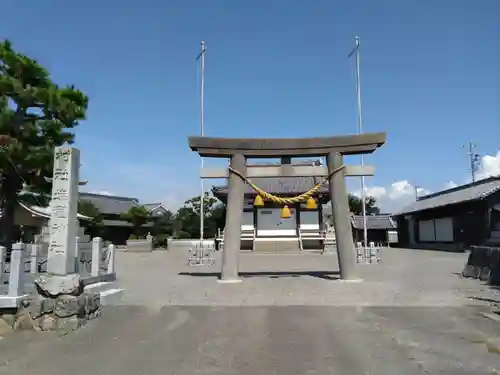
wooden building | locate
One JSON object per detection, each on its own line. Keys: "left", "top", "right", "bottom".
{"left": 78, "top": 193, "right": 167, "bottom": 245}
{"left": 9, "top": 193, "right": 167, "bottom": 245}
{"left": 212, "top": 160, "right": 330, "bottom": 253}
{"left": 350, "top": 214, "right": 398, "bottom": 246}
{"left": 393, "top": 176, "right": 500, "bottom": 251}
{"left": 322, "top": 208, "right": 398, "bottom": 246}
{"left": 1, "top": 202, "right": 91, "bottom": 244}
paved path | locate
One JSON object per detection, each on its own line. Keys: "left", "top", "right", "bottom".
{"left": 0, "top": 305, "right": 499, "bottom": 374}
{"left": 0, "top": 247, "right": 499, "bottom": 374}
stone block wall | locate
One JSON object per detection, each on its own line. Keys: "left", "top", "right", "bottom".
{"left": 1, "top": 274, "right": 101, "bottom": 333}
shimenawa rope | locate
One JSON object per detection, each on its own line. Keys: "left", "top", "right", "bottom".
{"left": 227, "top": 164, "right": 345, "bottom": 205}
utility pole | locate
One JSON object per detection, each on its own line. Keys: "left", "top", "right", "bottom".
{"left": 462, "top": 141, "right": 481, "bottom": 182}
{"left": 196, "top": 41, "right": 207, "bottom": 248}
{"left": 348, "top": 36, "right": 368, "bottom": 249}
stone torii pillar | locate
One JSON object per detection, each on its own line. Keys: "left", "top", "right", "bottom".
{"left": 188, "top": 132, "right": 386, "bottom": 282}
{"left": 220, "top": 153, "right": 246, "bottom": 282}
{"left": 327, "top": 151, "right": 356, "bottom": 280}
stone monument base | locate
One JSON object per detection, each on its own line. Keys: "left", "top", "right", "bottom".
{"left": 4, "top": 274, "right": 101, "bottom": 333}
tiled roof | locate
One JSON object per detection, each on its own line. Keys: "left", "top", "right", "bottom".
{"left": 351, "top": 215, "right": 397, "bottom": 230}
{"left": 79, "top": 192, "right": 139, "bottom": 215}
{"left": 212, "top": 160, "right": 330, "bottom": 197}
{"left": 13, "top": 203, "right": 91, "bottom": 220}
{"left": 396, "top": 176, "right": 500, "bottom": 215}
{"left": 213, "top": 177, "right": 330, "bottom": 196}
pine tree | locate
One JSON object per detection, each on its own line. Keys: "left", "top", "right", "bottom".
{"left": 0, "top": 40, "right": 88, "bottom": 252}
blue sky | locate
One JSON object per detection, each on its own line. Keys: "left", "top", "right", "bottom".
{"left": 2, "top": 0, "right": 499, "bottom": 212}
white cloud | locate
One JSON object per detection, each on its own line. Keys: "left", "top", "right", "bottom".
{"left": 363, "top": 186, "right": 386, "bottom": 199}
{"left": 352, "top": 150, "right": 500, "bottom": 214}
{"left": 444, "top": 181, "right": 458, "bottom": 189}
{"left": 477, "top": 151, "right": 500, "bottom": 180}
{"left": 353, "top": 180, "right": 432, "bottom": 214}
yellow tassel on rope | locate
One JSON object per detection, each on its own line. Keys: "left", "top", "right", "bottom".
{"left": 227, "top": 164, "right": 345, "bottom": 207}
{"left": 280, "top": 205, "right": 291, "bottom": 219}
{"left": 306, "top": 197, "right": 317, "bottom": 210}
{"left": 253, "top": 195, "right": 264, "bottom": 207}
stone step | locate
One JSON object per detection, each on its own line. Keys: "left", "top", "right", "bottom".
{"left": 252, "top": 240, "right": 301, "bottom": 254}
{"left": 84, "top": 281, "right": 123, "bottom": 304}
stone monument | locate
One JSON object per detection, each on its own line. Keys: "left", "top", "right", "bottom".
{"left": 14, "top": 147, "right": 101, "bottom": 332}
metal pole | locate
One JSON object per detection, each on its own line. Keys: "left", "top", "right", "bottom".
{"left": 468, "top": 141, "right": 475, "bottom": 182}
{"left": 462, "top": 141, "right": 479, "bottom": 183}
{"left": 349, "top": 36, "right": 368, "bottom": 249}
{"left": 197, "top": 41, "right": 206, "bottom": 254}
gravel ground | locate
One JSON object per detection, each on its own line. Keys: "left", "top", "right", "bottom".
{"left": 112, "top": 247, "right": 500, "bottom": 307}
{"left": 0, "top": 247, "right": 499, "bottom": 375}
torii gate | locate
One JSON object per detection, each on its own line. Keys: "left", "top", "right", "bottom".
{"left": 188, "top": 132, "right": 386, "bottom": 283}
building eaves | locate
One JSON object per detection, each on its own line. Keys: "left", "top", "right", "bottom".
{"left": 19, "top": 203, "right": 92, "bottom": 220}
{"left": 79, "top": 192, "right": 139, "bottom": 215}
{"left": 350, "top": 215, "right": 397, "bottom": 230}
{"left": 395, "top": 176, "right": 500, "bottom": 216}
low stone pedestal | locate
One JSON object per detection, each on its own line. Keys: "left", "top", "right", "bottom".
{"left": 126, "top": 239, "right": 153, "bottom": 252}
{"left": 7, "top": 274, "right": 101, "bottom": 333}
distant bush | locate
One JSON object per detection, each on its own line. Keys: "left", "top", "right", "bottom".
{"left": 153, "top": 234, "right": 170, "bottom": 248}
{"left": 177, "top": 231, "right": 191, "bottom": 239}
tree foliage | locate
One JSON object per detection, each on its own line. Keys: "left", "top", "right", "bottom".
{"left": 0, "top": 40, "right": 88, "bottom": 249}
{"left": 151, "top": 210, "right": 174, "bottom": 247}
{"left": 348, "top": 194, "right": 380, "bottom": 215}
{"left": 78, "top": 199, "right": 104, "bottom": 238}
{"left": 172, "top": 193, "right": 224, "bottom": 239}
{"left": 121, "top": 205, "right": 151, "bottom": 237}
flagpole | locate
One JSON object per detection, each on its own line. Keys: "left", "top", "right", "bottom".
{"left": 348, "top": 36, "right": 368, "bottom": 249}
{"left": 197, "top": 41, "right": 206, "bottom": 249}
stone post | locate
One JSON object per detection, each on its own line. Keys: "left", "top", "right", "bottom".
{"left": 47, "top": 147, "right": 80, "bottom": 275}
{"left": 91, "top": 237, "right": 102, "bottom": 277}
{"left": 30, "top": 244, "right": 41, "bottom": 274}
{"left": 75, "top": 236, "right": 81, "bottom": 273}
{"left": 107, "top": 244, "right": 116, "bottom": 274}
{"left": 220, "top": 153, "right": 246, "bottom": 283}
{"left": 0, "top": 245, "right": 4, "bottom": 280}
{"left": 326, "top": 151, "right": 359, "bottom": 280}
{"left": 8, "top": 243, "right": 24, "bottom": 296}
